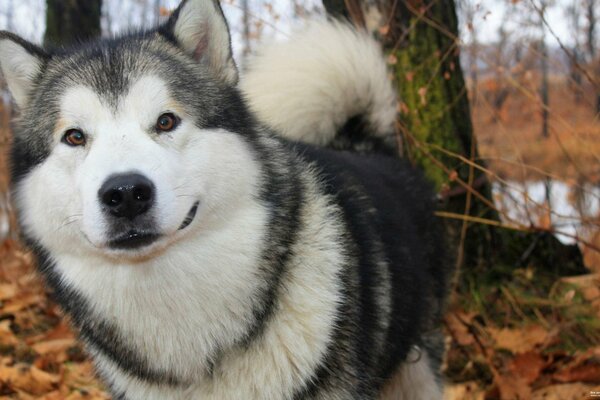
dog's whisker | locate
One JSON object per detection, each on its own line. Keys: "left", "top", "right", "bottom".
{"left": 54, "top": 216, "right": 82, "bottom": 232}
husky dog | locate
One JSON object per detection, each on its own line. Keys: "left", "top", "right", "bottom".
{"left": 0, "top": 0, "right": 450, "bottom": 398}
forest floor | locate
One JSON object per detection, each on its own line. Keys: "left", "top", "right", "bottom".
{"left": 0, "top": 78, "right": 598, "bottom": 398}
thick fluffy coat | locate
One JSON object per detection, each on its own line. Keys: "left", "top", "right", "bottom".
{"left": 0, "top": 0, "right": 450, "bottom": 398}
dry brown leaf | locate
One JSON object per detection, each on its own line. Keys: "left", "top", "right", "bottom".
{"left": 508, "top": 351, "right": 546, "bottom": 384}
{"left": 3, "top": 293, "right": 45, "bottom": 314}
{"left": 531, "top": 383, "right": 600, "bottom": 400}
{"left": 13, "top": 390, "right": 36, "bottom": 400}
{"left": 0, "top": 320, "right": 19, "bottom": 346}
{"left": 445, "top": 312, "right": 475, "bottom": 346}
{"left": 37, "top": 391, "right": 65, "bottom": 400}
{"left": 489, "top": 325, "right": 550, "bottom": 354}
{"left": 64, "top": 390, "right": 110, "bottom": 400}
{"left": 0, "top": 363, "right": 58, "bottom": 395}
{"left": 30, "top": 365, "right": 60, "bottom": 386}
{"left": 32, "top": 339, "right": 77, "bottom": 356}
{"left": 443, "top": 381, "right": 485, "bottom": 400}
{"left": 0, "top": 284, "right": 18, "bottom": 301}
{"left": 554, "top": 361, "right": 600, "bottom": 383}
{"left": 494, "top": 374, "right": 532, "bottom": 400}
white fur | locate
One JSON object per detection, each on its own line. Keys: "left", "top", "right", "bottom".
{"left": 381, "top": 348, "right": 443, "bottom": 400}
{"left": 0, "top": 38, "right": 43, "bottom": 108}
{"left": 240, "top": 21, "right": 397, "bottom": 146}
{"left": 173, "top": 0, "right": 238, "bottom": 84}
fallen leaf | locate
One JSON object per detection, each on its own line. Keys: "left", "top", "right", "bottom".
{"left": 554, "top": 360, "right": 600, "bottom": 383}
{"left": 0, "top": 284, "right": 17, "bottom": 301}
{"left": 495, "top": 374, "right": 532, "bottom": 400}
{"left": 0, "top": 320, "right": 19, "bottom": 346}
{"left": 489, "top": 325, "right": 550, "bottom": 354}
{"left": 32, "top": 339, "right": 77, "bottom": 356}
{"left": 30, "top": 365, "right": 60, "bottom": 386}
{"left": 507, "top": 351, "right": 546, "bottom": 384}
{"left": 445, "top": 312, "right": 475, "bottom": 346}
{"left": 0, "top": 363, "right": 58, "bottom": 395}
{"left": 531, "top": 383, "right": 600, "bottom": 400}
{"left": 3, "top": 293, "right": 45, "bottom": 314}
{"left": 443, "top": 381, "right": 484, "bottom": 400}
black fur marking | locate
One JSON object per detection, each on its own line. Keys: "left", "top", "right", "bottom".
{"left": 330, "top": 115, "right": 398, "bottom": 157}
{"left": 10, "top": 135, "right": 51, "bottom": 182}
{"left": 237, "top": 138, "right": 304, "bottom": 348}
{"left": 290, "top": 143, "right": 446, "bottom": 396}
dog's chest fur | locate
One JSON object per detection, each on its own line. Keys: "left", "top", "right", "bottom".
{"left": 52, "top": 170, "right": 349, "bottom": 399}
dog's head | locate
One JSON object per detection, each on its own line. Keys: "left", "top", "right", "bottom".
{"left": 0, "top": 0, "right": 261, "bottom": 260}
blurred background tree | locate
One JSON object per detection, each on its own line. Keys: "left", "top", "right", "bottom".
{"left": 45, "top": 0, "right": 102, "bottom": 46}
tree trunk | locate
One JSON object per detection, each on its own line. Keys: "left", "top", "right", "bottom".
{"left": 45, "top": 0, "right": 102, "bottom": 47}
{"left": 392, "top": 0, "right": 503, "bottom": 270}
{"left": 586, "top": 0, "right": 597, "bottom": 60}
{"left": 322, "top": 0, "right": 584, "bottom": 273}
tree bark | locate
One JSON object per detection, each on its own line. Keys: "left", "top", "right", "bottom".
{"left": 391, "top": 0, "right": 503, "bottom": 270}
{"left": 45, "top": 0, "right": 102, "bottom": 47}
{"left": 322, "top": 0, "right": 584, "bottom": 273}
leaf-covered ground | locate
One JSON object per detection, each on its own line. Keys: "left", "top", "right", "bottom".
{"left": 444, "top": 266, "right": 600, "bottom": 399}
{"left": 0, "top": 240, "right": 109, "bottom": 399}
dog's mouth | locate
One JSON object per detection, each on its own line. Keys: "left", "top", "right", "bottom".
{"left": 105, "top": 201, "right": 199, "bottom": 251}
{"left": 178, "top": 201, "right": 199, "bottom": 231}
{"left": 108, "top": 231, "right": 161, "bottom": 250}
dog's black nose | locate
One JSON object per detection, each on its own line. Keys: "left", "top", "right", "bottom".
{"left": 99, "top": 173, "right": 155, "bottom": 220}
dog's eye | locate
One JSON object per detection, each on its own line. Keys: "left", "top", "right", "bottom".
{"left": 156, "top": 113, "right": 179, "bottom": 133}
{"left": 62, "top": 129, "right": 86, "bottom": 147}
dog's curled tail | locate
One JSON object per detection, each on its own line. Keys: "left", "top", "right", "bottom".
{"left": 240, "top": 21, "right": 397, "bottom": 153}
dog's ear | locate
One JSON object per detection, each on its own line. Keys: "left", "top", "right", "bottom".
{"left": 166, "top": 0, "right": 238, "bottom": 85}
{"left": 0, "top": 32, "right": 48, "bottom": 109}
